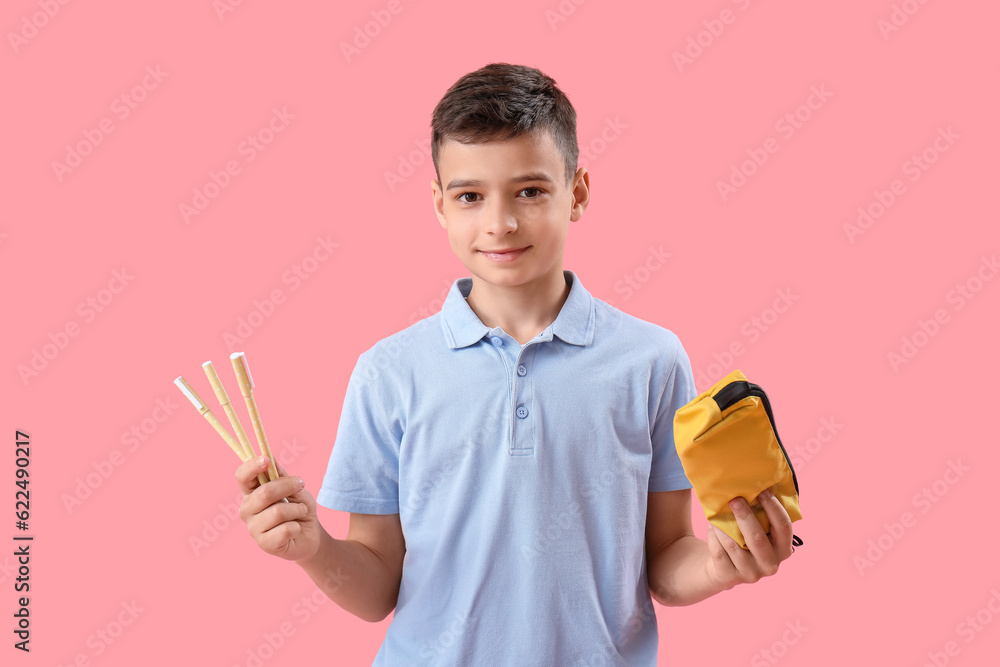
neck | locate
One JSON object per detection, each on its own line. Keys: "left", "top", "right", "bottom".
{"left": 465, "top": 266, "right": 570, "bottom": 345}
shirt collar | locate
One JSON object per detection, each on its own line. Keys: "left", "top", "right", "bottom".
{"left": 440, "top": 269, "right": 596, "bottom": 349}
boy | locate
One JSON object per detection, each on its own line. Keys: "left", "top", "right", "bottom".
{"left": 235, "top": 62, "right": 794, "bottom": 665}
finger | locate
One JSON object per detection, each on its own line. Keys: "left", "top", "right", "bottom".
{"left": 706, "top": 525, "right": 739, "bottom": 583}
{"left": 235, "top": 455, "right": 271, "bottom": 496}
{"left": 759, "top": 488, "right": 794, "bottom": 562}
{"left": 258, "top": 516, "right": 304, "bottom": 554}
{"left": 712, "top": 522, "right": 755, "bottom": 576}
{"left": 249, "top": 497, "right": 309, "bottom": 537}
{"left": 730, "top": 496, "right": 778, "bottom": 577}
{"left": 272, "top": 460, "right": 312, "bottom": 503}
{"left": 244, "top": 472, "right": 306, "bottom": 516}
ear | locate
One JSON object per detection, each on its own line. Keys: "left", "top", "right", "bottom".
{"left": 570, "top": 168, "right": 590, "bottom": 222}
{"left": 431, "top": 179, "right": 447, "bottom": 228}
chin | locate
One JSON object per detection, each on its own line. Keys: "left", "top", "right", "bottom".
{"left": 466, "top": 261, "right": 523, "bottom": 281}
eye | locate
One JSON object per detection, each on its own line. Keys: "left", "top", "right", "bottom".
{"left": 520, "top": 187, "right": 543, "bottom": 198}
{"left": 457, "top": 192, "right": 481, "bottom": 204}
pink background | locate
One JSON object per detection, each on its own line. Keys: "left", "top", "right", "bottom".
{"left": 4, "top": 1, "right": 998, "bottom": 665}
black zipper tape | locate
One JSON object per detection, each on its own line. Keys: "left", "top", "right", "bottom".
{"left": 711, "top": 380, "right": 799, "bottom": 496}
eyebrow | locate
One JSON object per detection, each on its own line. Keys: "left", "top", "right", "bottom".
{"left": 446, "top": 172, "right": 554, "bottom": 191}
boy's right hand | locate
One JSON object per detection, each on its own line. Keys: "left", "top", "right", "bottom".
{"left": 236, "top": 456, "right": 321, "bottom": 562}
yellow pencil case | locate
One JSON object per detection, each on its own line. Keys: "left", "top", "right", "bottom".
{"left": 673, "top": 369, "right": 803, "bottom": 550}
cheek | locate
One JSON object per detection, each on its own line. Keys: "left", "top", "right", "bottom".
{"left": 522, "top": 205, "right": 545, "bottom": 222}
{"left": 447, "top": 226, "right": 474, "bottom": 252}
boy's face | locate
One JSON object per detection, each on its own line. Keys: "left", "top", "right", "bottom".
{"left": 431, "top": 128, "right": 589, "bottom": 290}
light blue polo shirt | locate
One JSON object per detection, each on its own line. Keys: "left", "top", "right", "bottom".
{"left": 317, "top": 269, "right": 696, "bottom": 666}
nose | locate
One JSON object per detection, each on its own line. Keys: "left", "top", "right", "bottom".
{"left": 483, "top": 198, "right": 518, "bottom": 236}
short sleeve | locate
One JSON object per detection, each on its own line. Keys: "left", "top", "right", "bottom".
{"left": 316, "top": 350, "right": 401, "bottom": 514}
{"left": 648, "top": 335, "right": 697, "bottom": 492}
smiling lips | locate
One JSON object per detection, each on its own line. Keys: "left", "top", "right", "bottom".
{"left": 480, "top": 246, "right": 529, "bottom": 262}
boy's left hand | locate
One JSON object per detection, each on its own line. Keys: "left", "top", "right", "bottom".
{"left": 704, "top": 488, "right": 795, "bottom": 592}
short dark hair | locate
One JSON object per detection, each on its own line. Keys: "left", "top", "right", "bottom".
{"left": 430, "top": 62, "right": 579, "bottom": 187}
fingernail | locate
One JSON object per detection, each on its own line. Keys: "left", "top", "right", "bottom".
{"left": 296, "top": 477, "right": 304, "bottom": 488}
{"left": 759, "top": 489, "right": 772, "bottom": 501}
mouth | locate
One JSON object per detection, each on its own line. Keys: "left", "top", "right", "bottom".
{"left": 479, "top": 246, "right": 530, "bottom": 262}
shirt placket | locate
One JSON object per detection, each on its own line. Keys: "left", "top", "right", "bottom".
{"left": 487, "top": 327, "right": 542, "bottom": 456}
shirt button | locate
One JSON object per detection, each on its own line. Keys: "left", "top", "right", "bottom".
{"left": 516, "top": 404, "right": 528, "bottom": 419}
{"left": 517, "top": 364, "right": 527, "bottom": 376}
{"left": 491, "top": 337, "right": 503, "bottom": 346}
